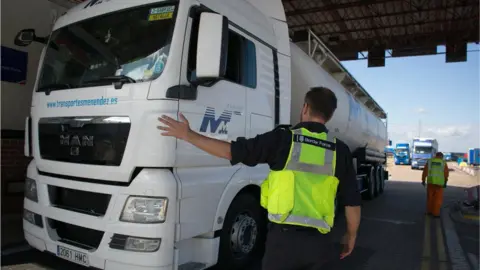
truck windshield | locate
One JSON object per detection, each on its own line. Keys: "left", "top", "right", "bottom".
{"left": 37, "top": 3, "right": 177, "bottom": 93}
{"left": 395, "top": 149, "right": 408, "bottom": 155}
{"left": 414, "top": 146, "right": 432, "bottom": 154}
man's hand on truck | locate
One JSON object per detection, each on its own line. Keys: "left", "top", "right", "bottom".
{"left": 158, "top": 113, "right": 233, "bottom": 160}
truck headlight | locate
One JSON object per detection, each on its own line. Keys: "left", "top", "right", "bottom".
{"left": 126, "top": 237, "right": 161, "bottom": 252}
{"left": 120, "top": 197, "right": 168, "bottom": 223}
{"left": 24, "top": 178, "right": 38, "bottom": 202}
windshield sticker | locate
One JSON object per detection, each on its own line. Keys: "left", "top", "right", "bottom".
{"left": 148, "top": 6, "right": 175, "bottom": 21}
{"left": 154, "top": 61, "right": 165, "bottom": 74}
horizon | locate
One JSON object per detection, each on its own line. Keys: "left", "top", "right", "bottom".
{"left": 341, "top": 44, "right": 480, "bottom": 153}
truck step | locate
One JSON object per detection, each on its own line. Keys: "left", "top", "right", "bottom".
{"left": 179, "top": 262, "right": 207, "bottom": 270}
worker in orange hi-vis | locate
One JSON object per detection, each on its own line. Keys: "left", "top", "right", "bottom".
{"left": 421, "top": 152, "right": 449, "bottom": 217}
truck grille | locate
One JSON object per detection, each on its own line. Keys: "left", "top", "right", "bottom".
{"left": 38, "top": 116, "right": 131, "bottom": 166}
{"left": 49, "top": 219, "right": 104, "bottom": 249}
{"left": 48, "top": 186, "right": 111, "bottom": 217}
{"left": 416, "top": 159, "right": 427, "bottom": 166}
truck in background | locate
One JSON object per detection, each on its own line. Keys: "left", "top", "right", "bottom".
{"left": 443, "top": 152, "right": 452, "bottom": 161}
{"left": 385, "top": 146, "right": 394, "bottom": 156}
{"left": 451, "top": 152, "right": 466, "bottom": 162}
{"left": 16, "top": 0, "right": 389, "bottom": 269}
{"left": 468, "top": 148, "right": 480, "bottom": 166}
{"left": 411, "top": 138, "right": 438, "bottom": 170}
{"left": 394, "top": 142, "right": 410, "bottom": 165}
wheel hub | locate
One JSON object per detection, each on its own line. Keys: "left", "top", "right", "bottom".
{"left": 230, "top": 213, "right": 258, "bottom": 255}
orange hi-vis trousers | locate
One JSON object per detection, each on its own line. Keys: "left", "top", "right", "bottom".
{"left": 427, "top": 184, "right": 444, "bottom": 217}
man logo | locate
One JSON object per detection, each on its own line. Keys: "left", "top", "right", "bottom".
{"left": 298, "top": 136, "right": 304, "bottom": 143}
{"left": 199, "top": 107, "right": 240, "bottom": 134}
{"left": 60, "top": 134, "right": 94, "bottom": 156}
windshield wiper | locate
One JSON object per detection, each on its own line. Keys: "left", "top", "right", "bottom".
{"left": 82, "top": 75, "right": 136, "bottom": 90}
{"left": 38, "top": 83, "right": 72, "bottom": 95}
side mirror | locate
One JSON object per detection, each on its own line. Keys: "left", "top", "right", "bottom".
{"left": 14, "top": 29, "right": 36, "bottom": 47}
{"left": 195, "top": 13, "right": 228, "bottom": 81}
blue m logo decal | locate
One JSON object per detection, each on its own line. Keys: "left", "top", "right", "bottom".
{"left": 200, "top": 107, "right": 238, "bottom": 134}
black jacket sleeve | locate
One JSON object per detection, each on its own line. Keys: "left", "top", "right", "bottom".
{"left": 230, "top": 127, "right": 290, "bottom": 169}
{"left": 335, "top": 141, "right": 362, "bottom": 207}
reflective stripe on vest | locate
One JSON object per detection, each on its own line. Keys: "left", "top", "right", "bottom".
{"left": 263, "top": 128, "right": 337, "bottom": 232}
{"left": 268, "top": 213, "right": 331, "bottom": 230}
{"left": 284, "top": 129, "right": 334, "bottom": 175}
{"left": 427, "top": 158, "right": 445, "bottom": 185}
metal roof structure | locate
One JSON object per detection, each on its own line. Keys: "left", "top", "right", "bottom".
{"left": 287, "top": 0, "right": 479, "bottom": 65}
{"left": 46, "top": 0, "right": 478, "bottom": 118}
{"left": 50, "top": 0, "right": 479, "bottom": 66}
{"left": 295, "top": 29, "right": 388, "bottom": 118}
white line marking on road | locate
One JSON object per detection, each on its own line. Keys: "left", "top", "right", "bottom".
{"left": 441, "top": 208, "right": 470, "bottom": 270}
{"left": 423, "top": 217, "right": 431, "bottom": 258}
{"left": 1, "top": 244, "right": 31, "bottom": 256}
{"left": 362, "top": 216, "right": 416, "bottom": 225}
{"left": 436, "top": 219, "right": 447, "bottom": 262}
{"left": 421, "top": 217, "right": 431, "bottom": 270}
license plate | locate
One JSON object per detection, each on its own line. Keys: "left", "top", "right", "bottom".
{"left": 400, "top": 162, "right": 404, "bottom": 164}
{"left": 57, "top": 245, "right": 89, "bottom": 267}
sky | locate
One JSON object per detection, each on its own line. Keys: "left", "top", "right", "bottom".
{"left": 341, "top": 44, "right": 480, "bottom": 153}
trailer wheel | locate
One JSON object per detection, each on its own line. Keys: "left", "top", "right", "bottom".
{"left": 216, "top": 193, "right": 267, "bottom": 270}
{"left": 375, "top": 166, "right": 382, "bottom": 196}
{"left": 378, "top": 166, "right": 385, "bottom": 194}
{"left": 366, "top": 167, "right": 376, "bottom": 200}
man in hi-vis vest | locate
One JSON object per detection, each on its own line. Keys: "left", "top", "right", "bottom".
{"left": 158, "top": 87, "right": 362, "bottom": 270}
{"left": 422, "top": 152, "right": 449, "bottom": 217}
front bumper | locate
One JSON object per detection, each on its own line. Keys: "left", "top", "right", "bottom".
{"left": 411, "top": 159, "right": 426, "bottom": 169}
{"left": 23, "top": 161, "right": 177, "bottom": 270}
{"left": 395, "top": 158, "right": 410, "bottom": 165}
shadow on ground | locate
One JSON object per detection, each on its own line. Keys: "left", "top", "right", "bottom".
{"left": 1, "top": 180, "right": 474, "bottom": 270}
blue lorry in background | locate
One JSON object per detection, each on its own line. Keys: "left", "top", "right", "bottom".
{"left": 443, "top": 152, "right": 452, "bottom": 161}
{"left": 394, "top": 143, "right": 411, "bottom": 165}
{"left": 411, "top": 138, "right": 439, "bottom": 170}
{"left": 468, "top": 148, "right": 480, "bottom": 166}
{"left": 385, "top": 146, "right": 394, "bottom": 156}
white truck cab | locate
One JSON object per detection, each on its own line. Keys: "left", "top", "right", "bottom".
{"left": 19, "top": 0, "right": 289, "bottom": 269}
{"left": 17, "top": 0, "right": 388, "bottom": 269}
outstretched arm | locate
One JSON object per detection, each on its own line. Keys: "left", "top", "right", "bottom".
{"left": 157, "top": 113, "right": 283, "bottom": 167}
{"left": 158, "top": 114, "right": 232, "bottom": 160}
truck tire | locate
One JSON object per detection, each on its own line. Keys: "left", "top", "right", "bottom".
{"left": 366, "top": 167, "right": 376, "bottom": 200}
{"left": 378, "top": 166, "right": 385, "bottom": 194}
{"left": 375, "top": 166, "right": 382, "bottom": 196}
{"left": 215, "top": 193, "right": 267, "bottom": 270}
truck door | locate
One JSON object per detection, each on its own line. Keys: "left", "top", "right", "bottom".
{"left": 174, "top": 8, "right": 249, "bottom": 239}
{"left": 176, "top": 16, "right": 247, "bottom": 167}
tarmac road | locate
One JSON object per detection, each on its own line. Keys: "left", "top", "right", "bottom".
{"left": 2, "top": 161, "right": 479, "bottom": 270}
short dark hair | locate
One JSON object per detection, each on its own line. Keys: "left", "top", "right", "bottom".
{"left": 435, "top": 152, "right": 444, "bottom": 158}
{"left": 304, "top": 86, "right": 337, "bottom": 120}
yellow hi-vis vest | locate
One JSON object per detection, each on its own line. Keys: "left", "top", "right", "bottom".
{"left": 260, "top": 128, "right": 339, "bottom": 234}
{"left": 427, "top": 158, "right": 446, "bottom": 186}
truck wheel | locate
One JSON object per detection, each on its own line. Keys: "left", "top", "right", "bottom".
{"left": 366, "top": 167, "right": 376, "bottom": 200}
{"left": 378, "top": 166, "right": 385, "bottom": 194}
{"left": 374, "top": 166, "right": 381, "bottom": 197}
{"left": 216, "top": 193, "right": 267, "bottom": 270}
